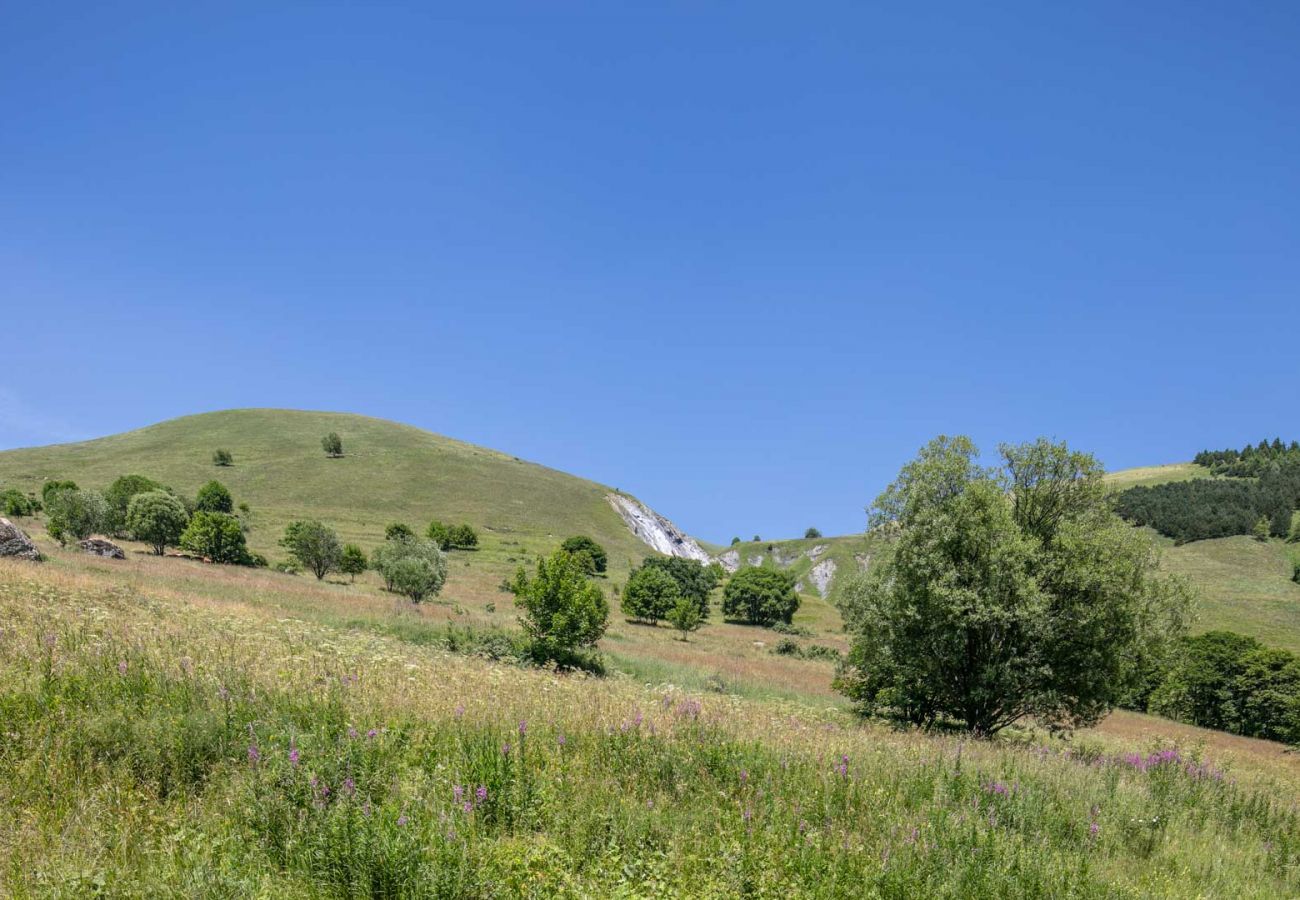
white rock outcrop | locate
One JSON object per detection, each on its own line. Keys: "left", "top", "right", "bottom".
{"left": 806, "top": 544, "right": 827, "bottom": 560}
{"left": 810, "top": 558, "right": 838, "bottom": 598}
{"left": 606, "top": 494, "right": 712, "bottom": 563}
{"left": 718, "top": 549, "right": 741, "bottom": 573}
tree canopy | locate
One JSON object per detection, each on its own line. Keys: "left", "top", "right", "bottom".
{"left": 836, "top": 436, "right": 1192, "bottom": 736}
{"left": 281, "top": 520, "right": 343, "bottom": 580}
{"left": 722, "top": 567, "right": 798, "bottom": 627}
{"left": 509, "top": 549, "right": 608, "bottom": 666}
{"left": 560, "top": 536, "right": 607, "bottom": 573}
{"left": 195, "top": 480, "right": 234, "bottom": 514}
{"left": 126, "top": 490, "right": 190, "bottom": 555}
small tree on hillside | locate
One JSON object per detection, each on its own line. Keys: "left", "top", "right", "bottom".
{"left": 126, "top": 490, "right": 190, "bottom": 555}
{"left": 195, "top": 480, "right": 234, "bottom": 514}
{"left": 635, "top": 556, "right": 719, "bottom": 619}
{"left": 281, "top": 520, "right": 343, "bottom": 580}
{"left": 723, "top": 567, "right": 799, "bottom": 626}
{"left": 622, "top": 566, "right": 680, "bottom": 625}
{"left": 339, "top": 543, "right": 368, "bottom": 582}
{"left": 510, "top": 549, "right": 609, "bottom": 666}
{"left": 0, "top": 489, "right": 37, "bottom": 517}
{"left": 805, "top": 527, "right": 822, "bottom": 539}
{"left": 667, "top": 595, "right": 702, "bottom": 641}
{"left": 1289, "top": 516, "right": 1300, "bottom": 543}
{"left": 1253, "top": 516, "right": 1271, "bottom": 542}
{"left": 561, "top": 536, "right": 608, "bottom": 573}
{"left": 45, "top": 489, "right": 108, "bottom": 545}
{"left": 426, "top": 520, "right": 451, "bottom": 550}
{"left": 41, "top": 480, "right": 78, "bottom": 507}
{"left": 371, "top": 536, "right": 447, "bottom": 600}
{"left": 104, "top": 475, "right": 165, "bottom": 535}
{"left": 448, "top": 523, "right": 478, "bottom": 550}
{"left": 731, "top": 537, "right": 741, "bottom": 546}
{"left": 385, "top": 522, "right": 416, "bottom": 542}
{"left": 180, "top": 511, "right": 250, "bottom": 564}
{"left": 213, "top": 449, "right": 233, "bottom": 467}
{"left": 322, "top": 432, "right": 344, "bottom": 458}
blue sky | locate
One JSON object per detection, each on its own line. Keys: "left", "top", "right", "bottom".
{"left": 2, "top": 2, "right": 1297, "bottom": 542}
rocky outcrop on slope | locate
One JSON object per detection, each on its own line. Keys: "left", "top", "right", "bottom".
{"left": 718, "top": 549, "right": 741, "bottom": 573}
{"left": 0, "top": 518, "right": 41, "bottom": 561}
{"left": 810, "top": 558, "right": 838, "bottom": 598}
{"left": 606, "top": 494, "right": 712, "bottom": 563}
{"left": 80, "top": 537, "right": 126, "bottom": 559}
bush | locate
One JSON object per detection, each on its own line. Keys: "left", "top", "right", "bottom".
{"left": 560, "top": 536, "right": 607, "bottom": 573}
{"left": 103, "top": 475, "right": 166, "bottom": 535}
{"left": 322, "top": 432, "right": 343, "bottom": 458}
{"left": 41, "top": 480, "right": 78, "bottom": 507}
{"left": 723, "top": 567, "right": 798, "bottom": 627}
{"left": 667, "top": 595, "right": 702, "bottom": 640}
{"left": 372, "top": 537, "right": 447, "bottom": 600}
{"left": 0, "top": 488, "right": 37, "bottom": 517}
{"left": 448, "top": 523, "right": 478, "bottom": 550}
{"left": 622, "top": 566, "right": 680, "bottom": 625}
{"left": 212, "top": 449, "right": 233, "bottom": 467}
{"left": 805, "top": 527, "right": 822, "bottom": 539}
{"left": 509, "top": 549, "right": 608, "bottom": 666}
{"left": 280, "top": 520, "right": 342, "bottom": 580}
{"left": 45, "top": 489, "right": 108, "bottom": 544}
{"left": 126, "top": 491, "right": 190, "bottom": 555}
{"left": 339, "top": 543, "right": 367, "bottom": 582}
{"left": 195, "top": 481, "right": 234, "bottom": 514}
{"left": 273, "top": 560, "right": 301, "bottom": 575}
{"left": 426, "top": 520, "right": 451, "bottom": 549}
{"left": 180, "top": 511, "right": 251, "bottom": 564}
{"left": 1289, "top": 516, "right": 1300, "bottom": 543}
{"left": 385, "top": 523, "right": 416, "bottom": 542}
{"left": 731, "top": 536, "right": 741, "bottom": 545}
{"left": 771, "top": 621, "right": 814, "bottom": 637}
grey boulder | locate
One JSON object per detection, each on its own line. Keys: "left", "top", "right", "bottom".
{"left": 0, "top": 517, "right": 41, "bottom": 561}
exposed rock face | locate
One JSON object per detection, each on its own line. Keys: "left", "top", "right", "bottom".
{"left": 80, "top": 537, "right": 125, "bottom": 559}
{"left": 854, "top": 553, "right": 871, "bottom": 571}
{"left": 747, "top": 554, "right": 764, "bottom": 567}
{"left": 0, "top": 518, "right": 41, "bottom": 561}
{"left": 810, "top": 558, "right": 838, "bottom": 598}
{"left": 718, "top": 549, "right": 741, "bottom": 573}
{"left": 806, "top": 545, "right": 828, "bottom": 561}
{"left": 773, "top": 548, "right": 798, "bottom": 568}
{"left": 606, "top": 494, "right": 712, "bottom": 563}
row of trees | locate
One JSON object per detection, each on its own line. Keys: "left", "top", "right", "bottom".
{"left": 836, "top": 436, "right": 1192, "bottom": 736}
{"left": 1195, "top": 438, "right": 1300, "bottom": 477}
{"left": 1131, "top": 631, "right": 1300, "bottom": 743}
{"left": 1113, "top": 463, "right": 1300, "bottom": 544}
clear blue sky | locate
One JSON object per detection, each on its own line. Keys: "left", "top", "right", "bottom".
{"left": 2, "top": 2, "right": 1297, "bottom": 543}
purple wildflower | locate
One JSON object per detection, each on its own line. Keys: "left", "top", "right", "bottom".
{"left": 288, "top": 744, "right": 300, "bottom": 766}
{"left": 557, "top": 733, "right": 567, "bottom": 747}
{"left": 518, "top": 720, "right": 527, "bottom": 737}
{"left": 248, "top": 745, "right": 260, "bottom": 764}
{"left": 347, "top": 726, "right": 358, "bottom": 739}
{"left": 453, "top": 785, "right": 464, "bottom": 802}
{"left": 462, "top": 801, "right": 473, "bottom": 813}
{"left": 475, "top": 785, "right": 487, "bottom": 803}
{"left": 397, "top": 814, "right": 408, "bottom": 827}
{"left": 366, "top": 728, "right": 378, "bottom": 739}
{"left": 342, "top": 778, "right": 356, "bottom": 797}
{"left": 117, "top": 660, "right": 128, "bottom": 675}
{"left": 502, "top": 742, "right": 511, "bottom": 755}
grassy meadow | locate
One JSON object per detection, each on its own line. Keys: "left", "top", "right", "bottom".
{"left": 5, "top": 548, "right": 1300, "bottom": 897}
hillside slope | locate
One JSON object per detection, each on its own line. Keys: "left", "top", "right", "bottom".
{"left": 0, "top": 409, "right": 664, "bottom": 567}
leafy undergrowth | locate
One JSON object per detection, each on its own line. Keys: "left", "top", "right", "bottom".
{"left": 1, "top": 564, "right": 1298, "bottom": 897}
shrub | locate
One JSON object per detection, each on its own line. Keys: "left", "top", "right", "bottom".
{"left": 339, "top": 543, "right": 367, "bottom": 582}
{"left": 805, "top": 527, "right": 822, "bottom": 539}
{"left": 0, "top": 488, "right": 37, "bottom": 517}
{"left": 126, "top": 491, "right": 190, "bottom": 555}
{"left": 385, "top": 523, "right": 415, "bottom": 542}
{"left": 273, "top": 560, "right": 301, "bottom": 575}
{"left": 45, "top": 489, "right": 108, "bottom": 544}
{"left": 560, "top": 536, "right": 607, "bottom": 573}
{"left": 723, "top": 567, "right": 798, "bottom": 627}
{"left": 1290, "top": 516, "right": 1300, "bottom": 543}
{"left": 212, "top": 449, "right": 233, "bottom": 467}
{"left": 40, "top": 480, "right": 78, "bottom": 507}
{"left": 622, "top": 566, "right": 680, "bottom": 625}
{"left": 752, "top": 535, "right": 761, "bottom": 542}
{"left": 180, "top": 511, "right": 251, "bottom": 564}
{"left": 322, "top": 432, "right": 343, "bottom": 458}
{"left": 837, "top": 436, "right": 1192, "bottom": 735}
{"left": 426, "top": 520, "right": 451, "bottom": 549}
{"left": 667, "top": 595, "right": 702, "bottom": 640}
{"left": 771, "top": 621, "right": 814, "bottom": 637}
{"left": 280, "top": 520, "right": 342, "bottom": 580}
{"left": 1253, "top": 516, "right": 1271, "bottom": 542}
{"left": 195, "top": 480, "right": 234, "bottom": 514}
{"left": 509, "top": 549, "right": 608, "bottom": 666}
{"left": 731, "top": 536, "right": 741, "bottom": 545}
{"left": 372, "top": 537, "right": 447, "bottom": 600}
{"left": 448, "top": 523, "right": 478, "bottom": 550}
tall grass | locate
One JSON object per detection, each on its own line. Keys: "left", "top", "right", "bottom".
{"left": 2, "top": 565, "right": 1298, "bottom": 897}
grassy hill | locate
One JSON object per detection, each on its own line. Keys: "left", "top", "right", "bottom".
{"left": 0, "top": 409, "right": 656, "bottom": 569}
{"left": 1106, "top": 463, "right": 1300, "bottom": 651}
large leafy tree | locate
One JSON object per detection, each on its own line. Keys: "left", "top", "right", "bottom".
{"left": 280, "top": 520, "right": 343, "bottom": 580}
{"left": 104, "top": 475, "right": 165, "bottom": 535}
{"left": 45, "top": 488, "right": 108, "bottom": 544}
{"left": 371, "top": 534, "right": 447, "bottom": 598}
{"left": 836, "top": 436, "right": 1192, "bottom": 736}
{"left": 126, "top": 490, "right": 190, "bottom": 555}
{"left": 195, "top": 480, "right": 234, "bottom": 514}
{"left": 510, "top": 549, "right": 608, "bottom": 665}
{"left": 722, "top": 567, "right": 799, "bottom": 626}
